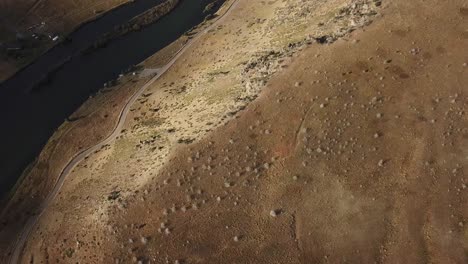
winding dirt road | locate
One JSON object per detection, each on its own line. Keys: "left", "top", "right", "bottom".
{"left": 8, "top": 1, "right": 239, "bottom": 262}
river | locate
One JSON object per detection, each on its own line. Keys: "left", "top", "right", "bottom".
{"left": 0, "top": 0, "right": 224, "bottom": 198}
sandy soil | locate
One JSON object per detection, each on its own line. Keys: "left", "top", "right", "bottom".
{"left": 1, "top": 0, "right": 467, "bottom": 263}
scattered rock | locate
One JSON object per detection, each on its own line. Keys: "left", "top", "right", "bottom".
{"left": 270, "top": 209, "right": 281, "bottom": 217}
{"left": 108, "top": 190, "right": 121, "bottom": 201}
{"left": 378, "top": 159, "right": 385, "bottom": 167}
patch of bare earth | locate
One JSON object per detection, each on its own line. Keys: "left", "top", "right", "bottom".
{"left": 4, "top": 0, "right": 468, "bottom": 263}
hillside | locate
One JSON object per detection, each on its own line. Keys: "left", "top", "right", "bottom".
{"left": 1, "top": 0, "right": 467, "bottom": 263}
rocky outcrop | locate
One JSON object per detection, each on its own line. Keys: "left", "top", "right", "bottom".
{"left": 240, "top": 0, "right": 382, "bottom": 103}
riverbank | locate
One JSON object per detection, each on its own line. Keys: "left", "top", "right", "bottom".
{"left": 0, "top": 0, "right": 133, "bottom": 82}
{"left": 29, "top": 0, "right": 181, "bottom": 93}
{"left": 0, "top": 0, "right": 228, "bottom": 260}
{"left": 0, "top": 0, "right": 182, "bottom": 87}
{"left": 0, "top": 0, "right": 223, "bottom": 203}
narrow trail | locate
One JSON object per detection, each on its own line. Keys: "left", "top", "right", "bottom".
{"left": 8, "top": 1, "right": 239, "bottom": 262}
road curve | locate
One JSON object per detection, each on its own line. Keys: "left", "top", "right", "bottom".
{"left": 8, "top": 1, "right": 239, "bottom": 262}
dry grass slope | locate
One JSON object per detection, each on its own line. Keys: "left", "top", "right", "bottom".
{"left": 1, "top": 0, "right": 467, "bottom": 263}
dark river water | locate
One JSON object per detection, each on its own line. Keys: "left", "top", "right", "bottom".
{"left": 0, "top": 0, "right": 224, "bottom": 198}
